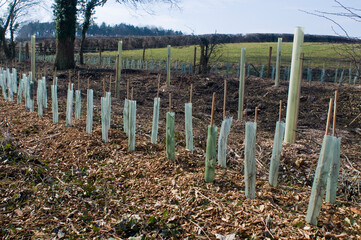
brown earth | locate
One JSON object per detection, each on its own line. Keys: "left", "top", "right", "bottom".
{"left": 0, "top": 62, "right": 360, "bottom": 239}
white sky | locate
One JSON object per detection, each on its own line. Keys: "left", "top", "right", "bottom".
{"left": 38, "top": 0, "right": 361, "bottom": 38}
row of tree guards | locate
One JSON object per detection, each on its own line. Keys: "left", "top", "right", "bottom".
{"left": 23, "top": 35, "right": 360, "bottom": 86}
{"left": 1, "top": 27, "right": 343, "bottom": 225}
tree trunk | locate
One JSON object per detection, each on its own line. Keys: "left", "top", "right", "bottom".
{"left": 55, "top": 35, "right": 75, "bottom": 70}
{"left": 54, "top": 0, "right": 77, "bottom": 70}
{"left": 79, "top": 30, "right": 86, "bottom": 65}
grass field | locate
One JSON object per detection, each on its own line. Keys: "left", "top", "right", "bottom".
{"left": 94, "top": 42, "right": 355, "bottom": 69}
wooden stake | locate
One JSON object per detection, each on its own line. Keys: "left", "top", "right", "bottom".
{"left": 255, "top": 106, "right": 258, "bottom": 123}
{"left": 223, "top": 79, "right": 227, "bottom": 120}
{"left": 190, "top": 83, "right": 193, "bottom": 103}
{"left": 87, "top": 77, "right": 90, "bottom": 89}
{"left": 131, "top": 87, "right": 134, "bottom": 100}
{"left": 127, "top": 78, "right": 130, "bottom": 99}
{"left": 157, "top": 74, "right": 160, "bottom": 98}
{"left": 267, "top": 46, "right": 272, "bottom": 78}
{"left": 103, "top": 78, "right": 106, "bottom": 97}
{"left": 279, "top": 100, "right": 282, "bottom": 122}
{"left": 169, "top": 93, "right": 172, "bottom": 112}
{"left": 210, "top": 92, "right": 216, "bottom": 126}
{"left": 68, "top": 70, "right": 71, "bottom": 85}
{"left": 109, "top": 75, "right": 112, "bottom": 93}
{"left": 333, "top": 90, "right": 338, "bottom": 136}
{"left": 325, "top": 98, "right": 334, "bottom": 136}
{"left": 77, "top": 71, "right": 80, "bottom": 90}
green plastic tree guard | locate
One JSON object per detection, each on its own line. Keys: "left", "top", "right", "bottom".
{"left": 284, "top": 27, "right": 304, "bottom": 143}
{"left": 166, "top": 112, "right": 175, "bottom": 161}
{"left": 101, "top": 97, "right": 108, "bottom": 142}
{"left": 151, "top": 97, "right": 160, "bottom": 143}
{"left": 29, "top": 81, "right": 35, "bottom": 112}
{"left": 218, "top": 117, "right": 233, "bottom": 168}
{"left": 306, "top": 135, "right": 334, "bottom": 225}
{"left": 268, "top": 121, "right": 286, "bottom": 186}
{"left": 12, "top": 68, "right": 17, "bottom": 94}
{"left": 244, "top": 122, "right": 257, "bottom": 199}
{"left": 75, "top": 90, "right": 81, "bottom": 120}
{"left": 37, "top": 79, "right": 43, "bottom": 116}
{"left": 86, "top": 89, "right": 93, "bottom": 133}
{"left": 205, "top": 125, "right": 217, "bottom": 183}
{"left": 185, "top": 102, "right": 194, "bottom": 152}
{"left": 51, "top": 83, "right": 58, "bottom": 123}
{"left": 238, "top": 48, "right": 246, "bottom": 120}
{"left": 123, "top": 99, "right": 129, "bottom": 136}
{"left": 275, "top": 38, "right": 282, "bottom": 87}
{"left": 101, "top": 92, "right": 112, "bottom": 143}
{"left": 66, "top": 84, "right": 74, "bottom": 127}
{"left": 128, "top": 100, "right": 137, "bottom": 151}
{"left": 17, "top": 78, "right": 24, "bottom": 104}
{"left": 1, "top": 72, "right": 7, "bottom": 101}
{"left": 42, "top": 77, "right": 47, "bottom": 108}
{"left": 31, "top": 35, "right": 36, "bottom": 81}
{"left": 7, "top": 71, "right": 13, "bottom": 101}
{"left": 326, "top": 136, "right": 341, "bottom": 203}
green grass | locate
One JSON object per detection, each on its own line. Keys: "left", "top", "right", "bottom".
{"left": 89, "top": 42, "right": 355, "bottom": 69}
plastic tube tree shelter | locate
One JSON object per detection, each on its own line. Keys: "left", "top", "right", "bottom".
{"left": 37, "top": 78, "right": 44, "bottom": 116}
{"left": 75, "top": 72, "right": 81, "bottom": 120}
{"left": 237, "top": 48, "right": 246, "bottom": 120}
{"left": 29, "top": 78, "right": 35, "bottom": 112}
{"left": 128, "top": 88, "right": 137, "bottom": 151}
{"left": 42, "top": 75, "right": 47, "bottom": 108}
{"left": 31, "top": 35, "right": 36, "bottom": 81}
{"left": 275, "top": 38, "right": 282, "bottom": 87}
{"left": 123, "top": 78, "right": 130, "bottom": 136}
{"left": 205, "top": 93, "right": 217, "bottom": 183}
{"left": 17, "top": 75, "right": 24, "bottom": 104}
{"left": 306, "top": 98, "right": 336, "bottom": 225}
{"left": 166, "top": 93, "right": 175, "bottom": 161}
{"left": 66, "top": 75, "right": 74, "bottom": 127}
{"left": 51, "top": 74, "right": 58, "bottom": 123}
{"left": 86, "top": 78, "right": 93, "bottom": 133}
{"left": 244, "top": 107, "right": 258, "bottom": 199}
{"left": 101, "top": 78, "right": 112, "bottom": 143}
{"left": 167, "top": 45, "right": 171, "bottom": 86}
{"left": 326, "top": 90, "right": 342, "bottom": 203}
{"left": 218, "top": 80, "right": 233, "bottom": 168}
{"left": 116, "top": 41, "right": 122, "bottom": 99}
{"left": 284, "top": 27, "right": 304, "bottom": 143}
{"left": 7, "top": 70, "right": 13, "bottom": 101}
{"left": 1, "top": 72, "right": 7, "bottom": 101}
{"left": 268, "top": 100, "right": 286, "bottom": 186}
{"left": 12, "top": 68, "right": 17, "bottom": 94}
{"left": 151, "top": 75, "right": 161, "bottom": 143}
{"left": 185, "top": 84, "right": 194, "bottom": 152}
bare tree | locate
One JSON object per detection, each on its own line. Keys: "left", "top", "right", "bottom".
{"left": 54, "top": 0, "right": 179, "bottom": 70}
{"left": 0, "top": 0, "right": 40, "bottom": 60}
{"left": 304, "top": 0, "right": 361, "bottom": 75}
{"left": 78, "top": 0, "right": 106, "bottom": 65}
{"left": 198, "top": 34, "right": 223, "bottom": 74}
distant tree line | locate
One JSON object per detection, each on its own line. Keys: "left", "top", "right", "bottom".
{"left": 16, "top": 21, "right": 183, "bottom": 41}
{"left": 19, "top": 30, "right": 358, "bottom": 59}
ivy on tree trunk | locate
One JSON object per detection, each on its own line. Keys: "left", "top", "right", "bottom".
{"left": 53, "top": 0, "right": 77, "bottom": 70}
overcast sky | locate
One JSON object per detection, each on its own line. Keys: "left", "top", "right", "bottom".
{"left": 41, "top": 0, "right": 361, "bottom": 37}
